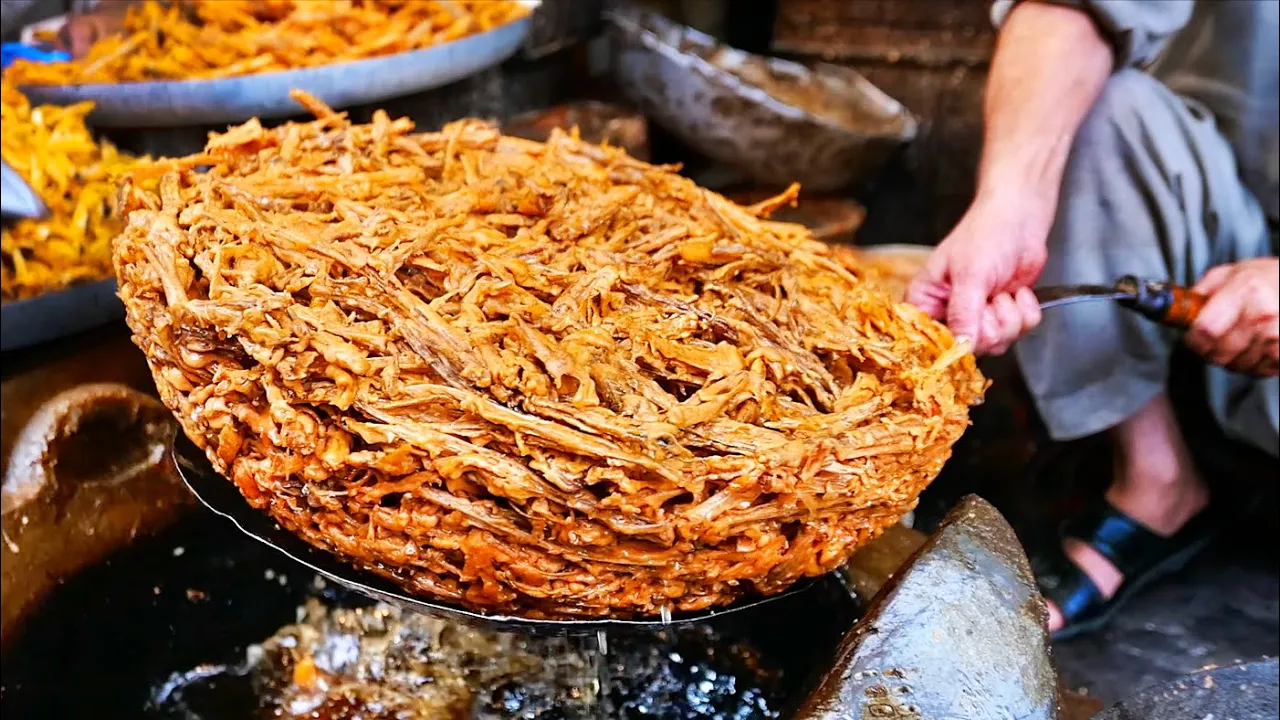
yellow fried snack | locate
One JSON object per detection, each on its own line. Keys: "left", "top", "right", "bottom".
{"left": 113, "top": 90, "right": 987, "bottom": 618}
{"left": 6, "top": 0, "right": 532, "bottom": 85}
{"left": 1, "top": 82, "right": 141, "bottom": 302}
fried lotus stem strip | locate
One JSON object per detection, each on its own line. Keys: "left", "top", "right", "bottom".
{"left": 113, "top": 90, "right": 986, "bottom": 618}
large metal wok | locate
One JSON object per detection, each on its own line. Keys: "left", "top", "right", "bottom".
{"left": 171, "top": 432, "right": 824, "bottom": 636}
{"left": 0, "top": 354, "right": 1045, "bottom": 719}
{"left": 0, "top": 378, "right": 857, "bottom": 717}
{"left": 3, "top": 331, "right": 1274, "bottom": 719}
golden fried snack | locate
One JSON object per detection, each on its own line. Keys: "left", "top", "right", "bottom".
{"left": 6, "top": 0, "right": 532, "bottom": 85}
{"left": 1, "top": 82, "right": 140, "bottom": 302}
{"left": 113, "top": 91, "right": 986, "bottom": 618}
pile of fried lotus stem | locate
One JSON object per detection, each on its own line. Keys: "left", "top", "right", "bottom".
{"left": 114, "top": 91, "right": 986, "bottom": 619}
{"left": 1, "top": 82, "right": 141, "bottom": 301}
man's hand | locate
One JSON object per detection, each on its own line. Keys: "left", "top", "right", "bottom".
{"left": 1184, "top": 257, "right": 1280, "bottom": 376}
{"left": 906, "top": 193, "right": 1049, "bottom": 356}
{"left": 904, "top": 1, "right": 1112, "bottom": 357}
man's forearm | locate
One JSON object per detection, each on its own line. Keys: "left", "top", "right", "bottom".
{"left": 976, "top": 1, "right": 1114, "bottom": 214}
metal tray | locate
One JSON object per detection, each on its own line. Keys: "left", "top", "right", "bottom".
{"left": 0, "top": 278, "right": 123, "bottom": 352}
{"left": 18, "top": 6, "right": 537, "bottom": 128}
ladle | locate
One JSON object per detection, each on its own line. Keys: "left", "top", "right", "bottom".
{"left": 1, "top": 160, "right": 48, "bottom": 220}
{"left": 171, "top": 433, "right": 826, "bottom": 636}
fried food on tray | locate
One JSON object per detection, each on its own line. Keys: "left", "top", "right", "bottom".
{"left": 1, "top": 82, "right": 141, "bottom": 302}
{"left": 114, "top": 90, "right": 986, "bottom": 618}
{"left": 5, "top": 0, "right": 532, "bottom": 86}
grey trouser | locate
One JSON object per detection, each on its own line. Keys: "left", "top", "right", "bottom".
{"left": 1015, "top": 68, "right": 1279, "bottom": 458}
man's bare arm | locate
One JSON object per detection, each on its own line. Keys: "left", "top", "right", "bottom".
{"left": 906, "top": 1, "right": 1116, "bottom": 351}
{"left": 975, "top": 1, "right": 1114, "bottom": 223}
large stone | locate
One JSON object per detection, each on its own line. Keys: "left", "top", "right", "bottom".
{"left": 795, "top": 495, "right": 1058, "bottom": 719}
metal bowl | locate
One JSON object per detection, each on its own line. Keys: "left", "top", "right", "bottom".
{"left": 608, "top": 6, "right": 918, "bottom": 192}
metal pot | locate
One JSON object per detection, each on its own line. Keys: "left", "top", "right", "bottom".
{"left": 608, "top": 5, "right": 918, "bottom": 191}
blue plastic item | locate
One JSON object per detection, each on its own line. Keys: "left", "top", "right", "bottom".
{"left": 1, "top": 43, "right": 70, "bottom": 70}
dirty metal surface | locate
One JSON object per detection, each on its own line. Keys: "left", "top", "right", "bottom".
{"left": 1092, "top": 658, "right": 1278, "bottom": 720}
{"left": 609, "top": 5, "right": 917, "bottom": 192}
{"left": 795, "top": 495, "right": 1058, "bottom": 720}
{"left": 835, "top": 522, "right": 925, "bottom": 601}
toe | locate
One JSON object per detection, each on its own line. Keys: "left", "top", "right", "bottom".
{"left": 1046, "top": 600, "right": 1065, "bottom": 633}
{"left": 1064, "top": 538, "right": 1125, "bottom": 597}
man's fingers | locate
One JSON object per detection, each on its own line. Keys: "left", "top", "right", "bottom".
{"left": 54, "top": 23, "right": 76, "bottom": 52}
{"left": 1211, "top": 326, "right": 1255, "bottom": 369}
{"left": 975, "top": 293, "right": 1021, "bottom": 356}
{"left": 1186, "top": 284, "right": 1246, "bottom": 359}
{"left": 1230, "top": 335, "right": 1270, "bottom": 375}
{"left": 946, "top": 280, "right": 989, "bottom": 350}
{"left": 1227, "top": 320, "right": 1280, "bottom": 376}
{"left": 1013, "top": 286, "right": 1043, "bottom": 334}
{"left": 1193, "top": 264, "right": 1236, "bottom": 296}
{"left": 993, "top": 293, "right": 1022, "bottom": 354}
{"left": 59, "top": 20, "right": 99, "bottom": 58}
{"left": 905, "top": 277, "right": 948, "bottom": 320}
{"left": 906, "top": 248, "right": 952, "bottom": 319}
{"left": 1257, "top": 338, "right": 1280, "bottom": 377}
{"left": 979, "top": 291, "right": 1039, "bottom": 356}
{"left": 978, "top": 308, "right": 1004, "bottom": 356}
{"left": 56, "top": 13, "right": 128, "bottom": 58}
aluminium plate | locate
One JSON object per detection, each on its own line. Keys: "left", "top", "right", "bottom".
{"left": 1, "top": 278, "right": 123, "bottom": 352}
{"left": 19, "top": 8, "right": 536, "bottom": 128}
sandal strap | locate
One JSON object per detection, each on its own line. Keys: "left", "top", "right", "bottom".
{"left": 1061, "top": 498, "right": 1165, "bottom": 578}
{"left": 1035, "top": 548, "right": 1107, "bottom": 625}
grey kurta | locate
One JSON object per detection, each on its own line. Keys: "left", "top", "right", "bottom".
{"left": 992, "top": 0, "right": 1280, "bottom": 456}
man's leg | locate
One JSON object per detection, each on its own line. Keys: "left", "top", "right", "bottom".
{"left": 1017, "top": 68, "right": 1270, "bottom": 441}
{"left": 1013, "top": 68, "right": 1274, "bottom": 632}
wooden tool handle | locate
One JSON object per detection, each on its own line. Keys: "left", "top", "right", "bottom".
{"left": 1118, "top": 275, "right": 1207, "bottom": 329}
{"left": 1159, "top": 285, "right": 1207, "bottom": 328}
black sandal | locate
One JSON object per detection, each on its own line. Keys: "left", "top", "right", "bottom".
{"left": 1036, "top": 497, "right": 1216, "bottom": 642}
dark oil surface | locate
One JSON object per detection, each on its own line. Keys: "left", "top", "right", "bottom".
{"left": 1, "top": 512, "right": 857, "bottom": 719}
